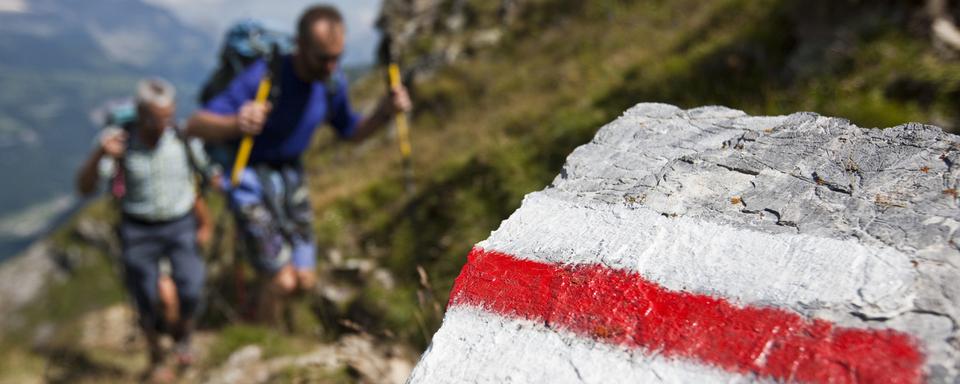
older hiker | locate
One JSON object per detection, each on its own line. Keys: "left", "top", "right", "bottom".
{"left": 76, "top": 78, "right": 212, "bottom": 379}
{"left": 187, "top": 4, "right": 411, "bottom": 323}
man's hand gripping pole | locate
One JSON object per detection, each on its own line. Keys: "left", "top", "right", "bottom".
{"left": 230, "top": 78, "right": 272, "bottom": 186}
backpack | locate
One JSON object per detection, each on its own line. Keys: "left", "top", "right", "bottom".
{"left": 199, "top": 20, "right": 293, "bottom": 105}
{"left": 198, "top": 20, "right": 293, "bottom": 170}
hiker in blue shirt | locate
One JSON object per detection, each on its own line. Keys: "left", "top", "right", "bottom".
{"left": 187, "top": 5, "right": 411, "bottom": 323}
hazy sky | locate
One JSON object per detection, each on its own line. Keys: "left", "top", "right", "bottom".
{"left": 0, "top": 0, "right": 26, "bottom": 12}
{"left": 143, "top": 0, "right": 382, "bottom": 66}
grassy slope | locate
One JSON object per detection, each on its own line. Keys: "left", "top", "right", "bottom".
{"left": 304, "top": 0, "right": 960, "bottom": 349}
{"left": 4, "top": 0, "right": 960, "bottom": 380}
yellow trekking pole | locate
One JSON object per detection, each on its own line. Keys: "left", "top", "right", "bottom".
{"left": 227, "top": 77, "right": 270, "bottom": 317}
{"left": 388, "top": 63, "right": 415, "bottom": 193}
{"left": 231, "top": 77, "right": 272, "bottom": 186}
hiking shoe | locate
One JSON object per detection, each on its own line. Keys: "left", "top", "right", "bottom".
{"left": 172, "top": 340, "right": 196, "bottom": 367}
{"left": 145, "top": 364, "right": 176, "bottom": 384}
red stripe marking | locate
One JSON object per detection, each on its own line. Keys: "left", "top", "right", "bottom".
{"left": 449, "top": 248, "right": 924, "bottom": 384}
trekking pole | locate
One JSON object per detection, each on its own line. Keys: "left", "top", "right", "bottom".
{"left": 229, "top": 76, "right": 271, "bottom": 320}
{"left": 230, "top": 77, "right": 272, "bottom": 186}
{"left": 387, "top": 63, "right": 415, "bottom": 194}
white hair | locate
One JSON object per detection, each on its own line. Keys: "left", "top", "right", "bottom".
{"left": 135, "top": 77, "right": 176, "bottom": 108}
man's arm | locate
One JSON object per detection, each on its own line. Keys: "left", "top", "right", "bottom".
{"left": 187, "top": 60, "right": 268, "bottom": 142}
{"left": 187, "top": 102, "right": 271, "bottom": 142}
{"left": 76, "top": 147, "right": 106, "bottom": 197}
{"left": 346, "top": 85, "right": 412, "bottom": 143}
{"left": 348, "top": 97, "right": 393, "bottom": 142}
{"left": 76, "top": 130, "right": 126, "bottom": 196}
{"left": 186, "top": 111, "right": 240, "bottom": 142}
{"left": 193, "top": 196, "right": 213, "bottom": 247}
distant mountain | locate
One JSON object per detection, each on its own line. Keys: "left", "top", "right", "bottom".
{"left": 0, "top": 0, "right": 215, "bottom": 258}
{"left": 0, "top": 0, "right": 212, "bottom": 77}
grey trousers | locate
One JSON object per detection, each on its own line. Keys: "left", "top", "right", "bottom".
{"left": 118, "top": 213, "right": 205, "bottom": 336}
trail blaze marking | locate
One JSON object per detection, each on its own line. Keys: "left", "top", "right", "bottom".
{"left": 449, "top": 248, "right": 924, "bottom": 384}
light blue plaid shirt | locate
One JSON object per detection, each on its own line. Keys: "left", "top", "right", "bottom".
{"left": 99, "top": 127, "right": 208, "bottom": 222}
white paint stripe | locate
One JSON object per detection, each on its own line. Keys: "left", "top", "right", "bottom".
{"left": 476, "top": 193, "right": 917, "bottom": 325}
{"left": 410, "top": 306, "right": 765, "bottom": 384}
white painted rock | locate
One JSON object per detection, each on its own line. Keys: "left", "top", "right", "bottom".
{"left": 410, "top": 104, "right": 960, "bottom": 383}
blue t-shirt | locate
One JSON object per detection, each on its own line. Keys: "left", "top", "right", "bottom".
{"left": 204, "top": 55, "right": 360, "bottom": 164}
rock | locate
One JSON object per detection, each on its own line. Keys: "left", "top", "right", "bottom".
{"left": 204, "top": 335, "right": 416, "bottom": 384}
{"left": 205, "top": 345, "right": 268, "bottom": 384}
{"left": 226, "top": 345, "right": 264, "bottom": 367}
{"left": 73, "top": 217, "right": 120, "bottom": 257}
{"left": 78, "top": 304, "right": 136, "bottom": 351}
{"left": 377, "top": 0, "right": 527, "bottom": 74}
{"left": 410, "top": 104, "right": 960, "bottom": 383}
{"left": 470, "top": 29, "right": 503, "bottom": 48}
{"left": 336, "top": 335, "right": 415, "bottom": 384}
{"left": 30, "top": 322, "right": 56, "bottom": 349}
{"left": 0, "top": 241, "right": 58, "bottom": 331}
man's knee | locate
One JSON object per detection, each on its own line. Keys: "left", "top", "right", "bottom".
{"left": 295, "top": 269, "right": 316, "bottom": 291}
{"left": 271, "top": 266, "right": 298, "bottom": 295}
{"left": 158, "top": 275, "right": 180, "bottom": 324}
{"left": 158, "top": 276, "right": 178, "bottom": 305}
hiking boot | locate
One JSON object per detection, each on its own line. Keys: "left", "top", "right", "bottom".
{"left": 172, "top": 340, "right": 196, "bottom": 368}
{"left": 144, "top": 364, "right": 176, "bottom": 384}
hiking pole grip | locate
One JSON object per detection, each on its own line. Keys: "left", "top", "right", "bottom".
{"left": 388, "top": 64, "right": 415, "bottom": 194}
{"left": 231, "top": 77, "right": 272, "bottom": 186}
{"left": 388, "top": 64, "right": 412, "bottom": 159}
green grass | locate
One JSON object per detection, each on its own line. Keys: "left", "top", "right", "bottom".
{"left": 597, "top": 1, "right": 960, "bottom": 129}
{"left": 0, "top": 200, "right": 126, "bottom": 381}
{"left": 205, "top": 324, "right": 313, "bottom": 368}
{"left": 303, "top": 0, "right": 960, "bottom": 351}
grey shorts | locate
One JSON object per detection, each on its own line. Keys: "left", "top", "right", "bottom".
{"left": 227, "top": 164, "right": 316, "bottom": 274}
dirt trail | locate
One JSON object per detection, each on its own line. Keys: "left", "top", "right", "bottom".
{"left": 35, "top": 304, "right": 415, "bottom": 384}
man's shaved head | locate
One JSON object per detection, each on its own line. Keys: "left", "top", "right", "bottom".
{"left": 295, "top": 4, "right": 346, "bottom": 82}
{"left": 297, "top": 4, "right": 343, "bottom": 39}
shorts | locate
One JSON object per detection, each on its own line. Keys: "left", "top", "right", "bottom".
{"left": 228, "top": 164, "right": 316, "bottom": 274}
